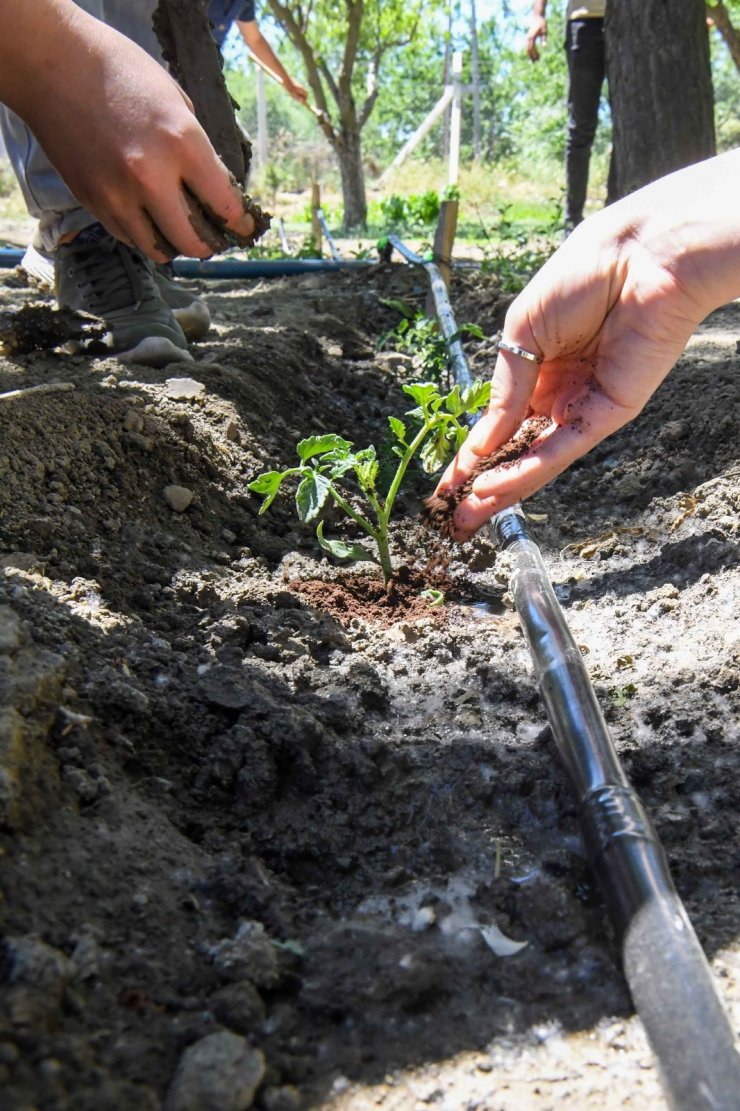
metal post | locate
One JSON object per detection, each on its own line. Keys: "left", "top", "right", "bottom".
{"left": 449, "top": 51, "right": 463, "bottom": 187}
{"left": 311, "top": 182, "right": 323, "bottom": 256}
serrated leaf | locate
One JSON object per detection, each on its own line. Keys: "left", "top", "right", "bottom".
{"left": 297, "top": 433, "right": 351, "bottom": 462}
{"left": 316, "top": 521, "right": 375, "bottom": 563}
{"left": 296, "top": 472, "right": 331, "bottom": 522}
{"left": 388, "top": 415, "right": 406, "bottom": 444}
{"left": 420, "top": 428, "right": 452, "bottom": 474}
{"left": 460, "top": 378, "right": 491, "bottom": 412}
{"left": 403, "top": 382, "right": 439, "bottom": 409}
{"left": 248, "top": 469, "right": 290, "bottom": 514}
{"left": 354, "top": 446, "right": 379, "bottom": 489}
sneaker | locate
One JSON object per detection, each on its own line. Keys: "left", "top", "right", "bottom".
{"left": 55, "top": 223, "right": 193, "bottom": 367}
{"left": 20, "top": 241, "right": 54, "bottom": 287}
{"left": 154, "top": 263, "right": 211, "bottom": 341}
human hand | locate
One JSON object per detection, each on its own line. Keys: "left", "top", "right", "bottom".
{"left": 285, "top": 79, "right": 309, "bottom": 105}
{"left": 526, "top": 17, "right": 547, "bottom": 61}
{"left": 434, "top": 150, "right": 740, "bottom": 540}
{"left": 1, "top": 0, "right": 255, "bottom": 262}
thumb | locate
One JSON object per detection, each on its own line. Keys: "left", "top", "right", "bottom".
{"left": 435, "top": 341, "right": 542, "bottom": 493}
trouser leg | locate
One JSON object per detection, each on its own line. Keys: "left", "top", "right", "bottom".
{"left": 564, "top": 18, "right": 605, "bottom": 226}
{"left": 0, "top": 0, "right": 163, "bottom": 252}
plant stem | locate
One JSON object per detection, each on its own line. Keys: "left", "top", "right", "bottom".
{"left": 379, "top": 422, "right": 431, "bottom": 530}
{"left": 328, "top": 489, "right": 377, "bottom": 539}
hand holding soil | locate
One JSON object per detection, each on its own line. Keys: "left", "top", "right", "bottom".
{"left": 0, "top": 0, "right": 258, "bottom": 262}
{"left": 435, "top": 149, "right": 740, "bottom": 540}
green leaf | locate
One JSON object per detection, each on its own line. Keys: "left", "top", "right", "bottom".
{"left": 316, "top": 521, "right": 375, "bottom": 564}
{"left": 296, "top": 472, "right": 332, "bottom": 522}
{"left": 379, "top": 297, "right": 417, "bottom": 320}
{"left": 419, "top": 427, "right": 453, "bottom": 474}
{"left": 248, "top": 469, "right": 291, "bottom": 514}
{"left": 403, "top": 381, "right": 439, "bottom": 409}
{"left": 354, "top": 446, "right": 379, "bottom": 490}
{"left": 420, "top": 588, "right": 445, "bottom": 607}
{"left": 460, "top": 378, "right": 491, "bottom": 412}
{"left": 297, "top": 433, "right": 351, "bottom": 462}
{"left": 388, "top": 415, "right": 407, "bottom": 444}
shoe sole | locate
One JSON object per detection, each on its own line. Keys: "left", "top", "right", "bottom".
{"left": 116, "top": 336, "right": 194, "bottom": 368}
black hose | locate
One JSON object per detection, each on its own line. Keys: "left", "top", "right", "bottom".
{"left": 387, "top": 234, "right": 740, "bottom": 1109}
{"left": 493, "top": 509, "right": 740, "bottom": 1111}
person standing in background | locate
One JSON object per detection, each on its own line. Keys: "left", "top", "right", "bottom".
{"left": 526, "top": 0, "right": 614, "bottom": 234}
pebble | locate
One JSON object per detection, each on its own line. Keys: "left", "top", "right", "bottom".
{"left": 164, "top": 485, "right": 194, "bottom": 513}
{"left": 166, "top": 377, "right": 205, "bottom": 400}
{"left": 164, "top": 1031, "right": 265, "bottom": 1111}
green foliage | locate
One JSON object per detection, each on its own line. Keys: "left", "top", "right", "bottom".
{"left": 248, "top": 379, "right": 490, "bottom": 583}
{"left": 379, "top": 309, "right": 484, "bottom": 383}
{"left": 478, "top": 202, "right": 561, "bottom": 293}
{"left": 378, "top": 189, "right": 441, "bottom": 227}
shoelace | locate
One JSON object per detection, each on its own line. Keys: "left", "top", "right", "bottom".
{"left": 67, "top": 236, "right": 157, "bottom": 314}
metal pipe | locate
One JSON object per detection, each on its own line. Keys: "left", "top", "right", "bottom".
{"left": 0, "top": 248, "right": 373, "bottom": 278}
{"left": 388, "top": 235, "right": 740, "bottom": 1110}
{"left": 315, "top": 209, "right": 342, "bottom": 261}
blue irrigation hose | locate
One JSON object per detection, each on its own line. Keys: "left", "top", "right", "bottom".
{"left": 387, "top": 234, "right": 740, "bottom": 1110}
{"left": 0, "top": 247, "right": 373, "bottom": 278}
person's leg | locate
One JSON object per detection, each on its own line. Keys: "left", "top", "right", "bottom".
{"left": 0, "top": 0, "right": 207, "bottom": 358}
{"left": 564, "top": 18, "right": 605, "bottom": 228}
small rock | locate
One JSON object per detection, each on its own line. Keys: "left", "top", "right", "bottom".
{"left": 164, "top": 485, "right": 194, "bottom": 513}
{"left": 164, "top": 1031, "right": 265, "bottom": 1111}
{"left": 123, "top": 408, "right": 145, "bottom": 433}
{"left": 208, "top": 921, "right": 280, "bottom": 988}
{"left": 166, "top": 377, "right": 206, "bottom": 400}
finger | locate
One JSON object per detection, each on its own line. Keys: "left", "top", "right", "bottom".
{"left": 435, "top": 345, "right": 541, "bottom": 492}
{"left": 113, "top": 205, "right": 181, "bottom": 263}
{"left": 182, "top": 130, "right": 258, "bottom": 243}
{"left": 453, "top": 388, "right": 634, "bottom": 538}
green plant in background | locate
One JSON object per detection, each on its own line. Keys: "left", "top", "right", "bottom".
{"left": 378, "top": 304, "right": 485, "bottom": 384}
{"left": 478, "top": 201, "right": 561, "bottom": 293}
{"left": 248, "top": 379, "right": 490, "bottom": 584}
{"left": 377, "top": 190, "right": 441, "bottom": 228}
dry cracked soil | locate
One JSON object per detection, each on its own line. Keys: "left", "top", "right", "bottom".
{"left": 0, "top": 257, "right": 738, "bottom": 1111}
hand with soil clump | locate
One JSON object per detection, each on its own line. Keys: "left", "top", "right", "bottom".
{"left": 433, "top": 149, "right": 740, "bottom": 539}
{"left": 0, "top": 0, "right": 259, "bottom": 261}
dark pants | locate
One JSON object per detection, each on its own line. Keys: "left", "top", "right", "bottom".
{"left": 564, "top": 17, "right": 609, "bottom": 226}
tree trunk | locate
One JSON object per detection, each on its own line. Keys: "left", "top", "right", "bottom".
{"left": 336, "top": 127, "right": 367, "bottom": 229}
{"left": 606, "top": 0, "right": 715, "bottom": 199}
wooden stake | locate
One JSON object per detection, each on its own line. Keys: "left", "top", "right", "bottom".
{"left": 426, "top": 198, "right": 459, "bottom": 317}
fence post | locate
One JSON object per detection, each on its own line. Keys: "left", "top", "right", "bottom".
{"left": 425, "top": 197, "right": 459, "bottom": 317}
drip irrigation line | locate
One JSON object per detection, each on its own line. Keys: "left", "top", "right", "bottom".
{"left": 0, "top": 248, "right": 372, "bottom": 278}
{"left": 386, "top": 234, "right": 740, "bottom": 1110}
{"left": 315, "top": 208, "right": 343, "bottom": 261}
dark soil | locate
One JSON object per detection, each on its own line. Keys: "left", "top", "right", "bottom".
{"left": 0, "top": 259, "right": 738, "bottom": 1111}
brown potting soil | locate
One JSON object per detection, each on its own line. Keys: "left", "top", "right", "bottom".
{"left": 424, "top": 414, "right": 551, "bottom": 538}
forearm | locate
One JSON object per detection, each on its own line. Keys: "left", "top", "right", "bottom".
{"left": 238, "top": 22, "right": 293, "bottom": 86}
{"left": 531, "top": 0, "right": 547, "bottom": 18}
{"left": 0, "top": 0, "right": 84, "bottom": 116}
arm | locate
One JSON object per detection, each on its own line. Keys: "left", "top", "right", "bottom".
{"left": 526, "top": 0, "right": 548, "bottom": 61}
{"left": 0, "top": 0, "right": 255, "bottom": 261}
{"left": 435, "top": 149, "right": 740, "bottom": 539}
{"left": 238, "top": 19, "right": 308, "bottom": 103}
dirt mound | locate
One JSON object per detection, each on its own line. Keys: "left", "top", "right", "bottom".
{"left": 0, "top": 262, "right": 738, "bottom": 1110}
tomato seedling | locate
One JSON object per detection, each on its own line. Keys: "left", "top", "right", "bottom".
{"left": 248, "top": 379, "right": 490, "bottom": 583}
